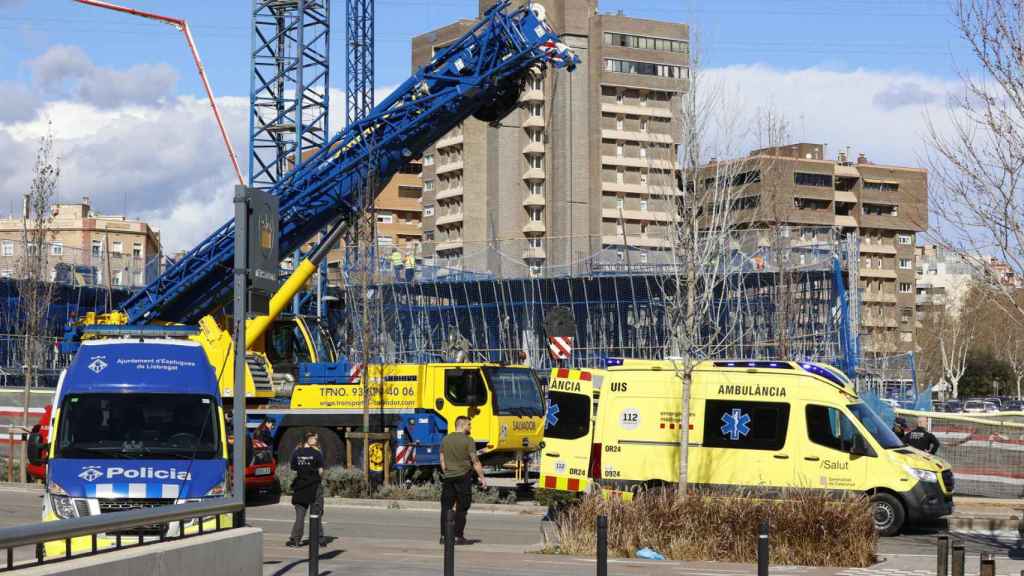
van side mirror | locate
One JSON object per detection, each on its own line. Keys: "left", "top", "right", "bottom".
{"left": 849, "top": 434, "right": 874, "bottom": 457}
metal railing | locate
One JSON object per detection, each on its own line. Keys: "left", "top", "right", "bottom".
{"left": 0, "top": 499, "right": 242, "bottom": 571}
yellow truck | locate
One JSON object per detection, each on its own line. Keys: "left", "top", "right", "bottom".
{"left": 539, "top": 359, "right": 954, "bottom": 536}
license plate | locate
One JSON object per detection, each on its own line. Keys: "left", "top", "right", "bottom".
{"left": 254, "top": 467, "right": 272, "bottom": 476}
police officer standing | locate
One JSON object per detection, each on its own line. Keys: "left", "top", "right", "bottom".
{"left": 906, "top": 416, "right": 940, "bottom": 454}
{"left": 287, "top": 432, "right": 328, "bottom": 547}
{"left": 439, "top": 416, "right": 487, "bottom": 545}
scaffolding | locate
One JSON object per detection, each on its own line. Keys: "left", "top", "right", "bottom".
{"left": 329, "top": 227, "right": 863, "bottom": 375}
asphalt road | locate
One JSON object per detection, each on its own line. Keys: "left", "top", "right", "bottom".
{"left": 0, "top": 485, "right": 1021, "bottom": 575}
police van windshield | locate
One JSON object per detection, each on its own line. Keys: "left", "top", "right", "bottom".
{"left": 56, "top": 394, "right": 221, "bottom": 460}
{"left": 848, "top": 402, "right": 904, "bottom": 449}
{"left": 483, "top": 367, "right": 545, "bottom": 417}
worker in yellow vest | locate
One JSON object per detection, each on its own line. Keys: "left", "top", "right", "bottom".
{"left": 390, "top": 248, "right": 403, "bottom": 282}
{"left": 404, "top": 251, "right": 416, "bottom": 283}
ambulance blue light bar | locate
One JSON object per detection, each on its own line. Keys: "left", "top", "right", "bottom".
{"left": 799, "top": 362, "right": 849, "bottom": 388}
{"left": 713, "top": 361, "right": 794, "bottom": 370}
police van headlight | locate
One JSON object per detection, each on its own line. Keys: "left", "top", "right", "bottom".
{"left": 48, "top": 481, "right": 77, "bottom": 519}
{"left": 902, "top": 464, "right": 937, "bottom": 483}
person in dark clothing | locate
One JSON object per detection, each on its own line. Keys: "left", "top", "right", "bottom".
{"left": 892, "top": 417, "right": 909, "bottom": 443}
{"left": 906, "top": 416, "right": 940, "bottom": 454}
{"left": 254, "top": 418, "right": 275, "bottom": 447}
{"left": 439, "top": 416, "right": 487, "bottom": 545}
{"left": 287, "top": 432, "right": 327, "bottom": 547}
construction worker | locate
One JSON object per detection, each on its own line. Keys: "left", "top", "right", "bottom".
{"left": 439, "top": 416, "right": 487, "bottom": 545}
{"left": 404, "top": 251, "right": 416, "bottom": 283}
{"left": 390, "top": 248, "right": 403, "bottom": 282}
{"left": 287, "top": 432, "right": 328, "bottom": 547}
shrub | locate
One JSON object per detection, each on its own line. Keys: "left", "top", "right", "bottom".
{"left": 275, "top": 466, "right": 296, "bottom": 495}
{"left": 553, "top": 489, "right": 876, "bottom": 567}
{"left": 535, "top": 488, "right": 581, "bottom": 509}
{"left": 375, "top": 482, "right": 442, "bottom": 501}
{"left": 323, "top": 467, "right": 369, "bottom": 498}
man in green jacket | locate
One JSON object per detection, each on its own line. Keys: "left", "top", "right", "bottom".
{"left": 439, "top": 416, "right": 487, "bottom": 545}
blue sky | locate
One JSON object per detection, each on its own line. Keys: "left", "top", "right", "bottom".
{"left": 0, "top": 0, "right": 966, "bottom": 108}
{"left": 0, "top": 0, "right": 974, "bottom": 251}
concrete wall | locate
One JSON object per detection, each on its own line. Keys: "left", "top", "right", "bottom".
{"left": 12, "top": 527, "right": 263, "bottom": 576}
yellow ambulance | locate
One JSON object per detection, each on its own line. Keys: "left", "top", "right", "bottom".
{"left": 539, "top": 359, "right": 953, "bottom": 536}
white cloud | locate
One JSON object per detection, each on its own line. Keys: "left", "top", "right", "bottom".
{"left": 28, "top": 45, "right": 178, "bottom": 109}
{"left": 704, "top": 64, "right": 959, "bottom": 167}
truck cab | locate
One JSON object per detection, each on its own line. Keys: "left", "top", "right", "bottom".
{"left": 43, "top": 339, "right": 230, "bottom": 556}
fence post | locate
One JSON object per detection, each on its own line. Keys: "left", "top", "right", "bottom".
{"left": 936, "top": 534, "right": 949, "bottom": 576}
{"left": 444, "top": 510, "right": 455, "bottom": 576}
{"left": 979, "top": 551, "right": 995, "bottom": 576}
{"left": 597, "top": 514, "right": 608, "bottom": 576}
{"left": 758, "top": 519, "right": 769, "bottom": 576}
{"left": 308, "top": 512, "right": 320, "bottom": 576}
{"left": 951, "top": 541, "right": 965, "bottom": 576}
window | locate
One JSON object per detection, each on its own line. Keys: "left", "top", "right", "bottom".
{"left": 863, "top": 203, "right": 897, "bottom": 216}
{"left": 616, "top": 143, "right": 624, "bottom": 157}
{"left": 113, "top": 270, "right": 123, "bottom": 286}
{"left": 640, "top": 118, "right": 649, "bottom": 133}
{"left": 1, "top": 241, "right": 11, "bottom": 257}
{"left": 900, "top": 307, "right": 913, "bottom": 323}
{"left": 616, "top": 250, "right": 624, "bottom": 263}
{"left": 864, "top": 180, "right": 899, "bottom": 192}
{"left": 134, "top": 271, "right": 144, "bottom": 286}
{"left": 424, "top": 180, "right": 434, "bottom": 193}
{"left": 897, "top": 234, "right": 912, "bottom": 245}
{"left": 91, "top": 240, "right": 102, "bottom": 257}
{"left": 640, "top": 92, "right": 648, "bottom": 106}
{"left": 528, "top": 76, "right": 543, "bottom": 91}
{"left": 640, "top": 223, "right": 648, "bottom": 236}
{"left": 50, "top": 242, "right": 63, "bottom": 256}
{"left": 703, "top": 400, "right": 790, "bottom": 451}
{"left": 530, "top": 182, "right": 544, "bottom": 195}
{"left": 424, "top": 205, "right": 434, "bottom": 217}
{"left": 616, "top": 116, "right": 624, "bottom": 131}
{"left": 444, "top": 368, "right": 487, "bottom": 406}
{"left": 424, "top": 230, "right": 434, "bottom": 241}
{"left": 544, "top": 391, "right": 590, "bottom": 440}
{"left": 423, "top": 153, "right": 434, "bottom": 166}
{"left": 899, "top": 282, "right": 912, "bottom": 294}
{"left": 529, "top": 237, "right": 543, "bottom": 248}
{"left": 616, "top": 197, "right": 624, "bottom": 210}
{"left": 376, "top": 212, "right": 393, "bottom": 224}
{"left": 794, "top": 172, "right": 833, "bottom": 187}
{"left": 640, "top": 199, "right": 648, "bottom": 211}
{"left": 605, "top": 58, "right": 686, "bottom": 79}
{"left": 529, "top": 129, "right": 543, "bottom": 143}
{"left": 615, "top": 90, "right": 623, "bottom": 104}
{"left": 529, "top": 208, "right": 542, "bottom": 222}
{"left": 529, "top": 103, "right": 543, "bottom": 117}
{"left": 132, "top": 243, "right": 142, "bottom": 258}
{"left": 529, "top": 155, "right": 543, "bottom": 169}
{"left": 616, "top": 223, "right": 624, "bottom": 235}
{"left": 806, "top": 405, "right": 862, "bottom": 453}
{"left": 616, "top": 168, "right": 624, "bottom": 184}
{"left": 639, "top": 144, "right": 647, "bottom": 158}
{"left": 898, "top": 258, "right": 912, "bottom": 270}
{"left": 111, "top": 240, "right": 123, "bottom": 255}
{"left": 603, "top": 32, "right": 689, "bottom": 54}
{"left": 640, "top": 252, "right": 648, "bottom": 263}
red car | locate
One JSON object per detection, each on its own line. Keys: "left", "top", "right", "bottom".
{"left": 26, "top": 404, "right": 52, "bottom": 482}
{"left": 245, "top": 436, "right": 277, "bottom": 494}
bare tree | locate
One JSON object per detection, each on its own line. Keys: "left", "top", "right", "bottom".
{"left": 936, "top": 305, "right": 974, "bottom": 400}
{"left": 17, "top": 123, "right": 59, "bottom": 482}
{"left": 926, "top": 0, "right": 1024, "bottom": 324}
{"left": 664, "top": 50, "right": 762, "bottom": 494}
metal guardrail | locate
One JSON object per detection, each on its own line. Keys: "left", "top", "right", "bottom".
{"left": 0, "top": 499, "right": 242, "bottom": 571}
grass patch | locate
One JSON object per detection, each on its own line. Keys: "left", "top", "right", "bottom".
{"left": 552, "top": 489, "right": 876, "bottom": 567}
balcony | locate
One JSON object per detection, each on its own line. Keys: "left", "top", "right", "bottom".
{"left": 522, "top": 142, "right": 545, "bottom": 155}
{"left": 862, "top": 292, "right": 897, "bottom": 303}
{"left": 520, "top": 88, "right": 544, "bottom": 102}
{"left": 601, "top": 155, "right": 677, "bottom": 170}
{"left": 522, "top": 167, "right": 546, "bottom": 181}
{"left": 522, "top": 195, "right": 546, "bottom": 208}
{"left": 523, "top": 221, "right": 546, "bottom": 235}
{"left": 601, "top": 234, "right": 671, "bottom": 249}
{"left": 860, "top": 268, "right": 897, "bottom": 279}
{"left": 834, "top": 215, "right": 858, "bottom": 228}
{"left": 600, "top": 102, "right": 673, "bottom": 119}
{"left": 601, "top": 208, "right": 672, "bottom": 223}
{"left": 436, "top": 160, "right": 464, "bottom": 175}
{"left": 600, "top": 129, "right": 675, "bottom": 145}
{"left": 523, "top": 115, "right": 545, "bottom": 129}
{"left": 435, "top": 239, "right": 464, "bottom": 252}
{"left": 436, "top": 132, "right": 464, "bottom": 149}
{"left": 435, "top": 187, "right": 463, "bottom": 201}
{"left": 435, "top": 213, "right": 463, "bottom": 227}
{"left": 860, "top": 242, "right": 896, "bottom": 255}
{"left": 522, "top": 246, "right": 547, "bottom": 260}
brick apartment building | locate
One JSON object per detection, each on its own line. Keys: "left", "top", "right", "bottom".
{"left": 412, "top": 0, "right": 689, "bottom": 276}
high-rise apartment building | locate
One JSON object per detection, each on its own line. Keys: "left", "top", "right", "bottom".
{"left": 721, "top": 143, "right": 928, "bottom": 355}
{"left": 412, "top": 0, "right": 689, "bottom": 276}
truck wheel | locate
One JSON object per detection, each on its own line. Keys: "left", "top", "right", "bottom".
{"left": 278, "top": 427, "right": 343, "bottom": 468}
{"left": 870, "top": 493, "right": 905, "bottom": 536}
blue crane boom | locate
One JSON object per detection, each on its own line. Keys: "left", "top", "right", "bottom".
{"left": 117, "top": 1, "right": 577, "bottom": 326}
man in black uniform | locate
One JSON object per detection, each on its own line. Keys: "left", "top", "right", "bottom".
{"left": 906, "top": 416, "right": 940, "bottom": 454}
{"left": 287, "top": 432, "right": 328, "bottom": 547}
{"left": 892, "top": 417, "right": 909, "bottom": 443}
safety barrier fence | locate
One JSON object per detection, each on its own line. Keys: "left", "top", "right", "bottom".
{"left": 899, "top": 409, "right": 1024, "bottom": 498}
{"left": 0, "top": 499, "right": 242, "bottom": 572}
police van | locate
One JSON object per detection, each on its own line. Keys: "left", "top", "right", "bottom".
{"left": 539, "top": 359, "right": 953, "bottom": 536}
